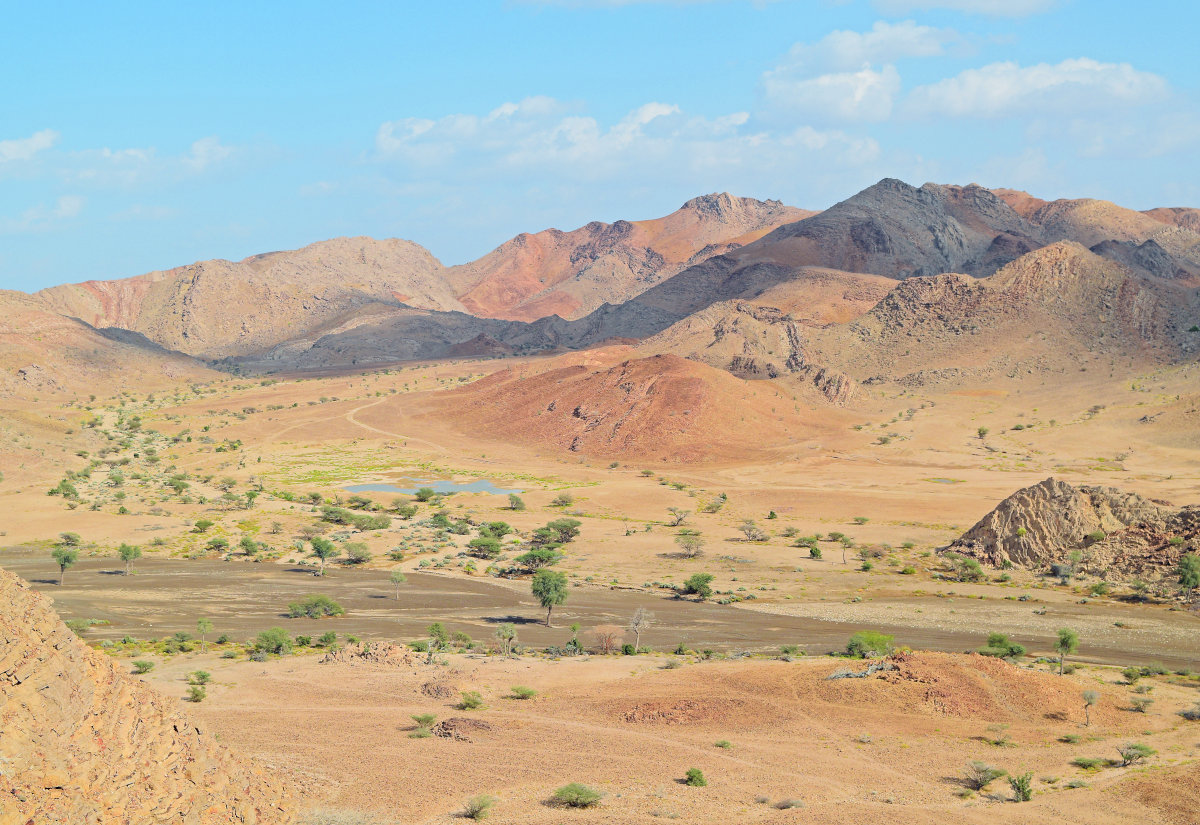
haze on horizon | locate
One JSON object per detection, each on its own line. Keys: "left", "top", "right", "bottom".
{"left": 1, "top": 0, "right": 1197, "bottom": 291}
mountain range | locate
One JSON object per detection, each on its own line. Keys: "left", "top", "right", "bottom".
{"left": 6, "top": 179, "right": 1199, "bottom": 403}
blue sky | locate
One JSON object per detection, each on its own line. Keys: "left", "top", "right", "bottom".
{"left": 2, "top": 0, "right": 1197, "bottom": 291}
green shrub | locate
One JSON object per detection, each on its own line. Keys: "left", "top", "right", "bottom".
{"left": 462, "top": 795, "right": 495, "bottom": 821}
{"left": 964, "top": 761, "right": 1005, "bottom": 790}
{"left": 509, "top": 685, "right": 538, "bottom": 700}
{"left": 684, "top": 768, "right": 707, "bottom": 787}
{"left": 458, "top": 691, "right": 485, "bottom": 710}
{"left": 681, "top": 573, "right": 714, "bottom": 600}
{"left": 286, "top": 594, "right": 345, "bottom": 619}
{"left": 1009, "top": 771, "right": 1033, "bottom": 802}
{"left": 186, "top": 686, "right": 207, "bottom": 703}
{"left": 317, "top": 631, "right": 337, "bottom": 647}
{"left": 188, "top": 670, "right": 211, "bottom": 685}
{"left": 1118, "top": 743, "right": 1155, "bottom": 766}
{"left": 846, "top": 631, "right": 894, "bottom": 658}
{"left": 977, "top": 632, "right": 1026, "bottom": 659}
{"left": 714, "top": 740, "right": 732, "bottom": 749}
{"left": 1071, "top": 757, "right": 1105, "bottom": 771}
{"left": 132, "top": 660, "right": 155, "bottom": 674}
{"left": 255, "top": 626, "right": 293, "bottom": 655}
{"left": 552, "top": 783, "right": 602, "bottom": 808}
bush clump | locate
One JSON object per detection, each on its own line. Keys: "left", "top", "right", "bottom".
{"left": 684, "top": 768, "right": 707, "bottom": 787}
{"left": 846, "top": 631, "right": 894, "bottom": 658}
{"left": 462, "top": 794, "right": 495, "bottom": 821}
{"left": 286, "top": 594, "right": 345, "bottom": 619}
{"left": 552, "top": 783, "right": 602, "bottom": 808}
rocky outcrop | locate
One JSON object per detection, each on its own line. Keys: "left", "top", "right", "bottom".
{"left": 0, "top": 567, "right": 296, "bottom": 823}
{"left": 943, "top": 478, "right": 1200, "bottom": 574}
{"left": 445, "top": 194, "right": 812, "bottom": 322}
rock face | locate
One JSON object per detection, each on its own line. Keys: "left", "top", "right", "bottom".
{"left": 445, "top": 193, "right": 812, "bottom": 322}
{"left": 0, "top": 567, "right": 296, "bottom": 823}
{"left": 37, "top": 236, "right": 460, "bottom": 359}
{"left": 943, "top": 478, "right": 1200, "bottom": 574}
{"left": 0, "top": 290, "right": 212, "bottom": 399}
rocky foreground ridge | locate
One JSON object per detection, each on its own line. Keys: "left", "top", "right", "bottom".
{"left": 944, "top": 477, "right": 1200, "bottom": 575}
{"left": 0, "top": 567, "right": 296, "bottom": 824}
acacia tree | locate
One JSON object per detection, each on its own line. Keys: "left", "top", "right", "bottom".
{"left": 531, "top": 569, "right": 569, "bottom": 627}
{"left": 629, "top": 608, "right": 653, "bottom": 650}
{"left": 675, "top": 530, "right": 704, "bottom": 558}
{"left": 667, "top": 507, "right": 689, "bottom": 527}
{"left": 1082, "top": 689, "right": 1098, "bottom": 726}
{"left": 52, "top": 547, "right": 78, "bottom": 585}
{"left": 389, "top": 569, "right": 408, "bottom": 600}
{"left": 197, "top": 618, "right": 214, "bottom": 653}
{"left": 1056, "top": 627, "right": 1079, "bottom": 675}
{"left": 310, "top": 537, "right": 339, "bottom": 576}
{"left": 118, "top": 543, "right": 142, "bottom": 575}
{"left": 495, "top": 622, "right": 517, "bottom": 656}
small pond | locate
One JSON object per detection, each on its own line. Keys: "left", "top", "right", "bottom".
{"left": 345, "top": 478, "right": 523, "bottom": 496}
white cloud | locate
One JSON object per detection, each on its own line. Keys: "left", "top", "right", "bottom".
{"left": 183, "top": 137, "right": 234, "bottom": 172}
{"left": 874, "top": 0, "right": 1056, "bottom": 16}
{"left": 906, "top": 58, "right": 1168, "bottom": 118}
{"left": 0, "top": 129, "right": 59, "bottom": 163}
{"left": 760, "top": 21, "right": 959, "bottom": 122}
{"left": 776, "top": 20, "right": 961, "bottom": 73}
{"left": 763, "top": 64, "right": 901, "bottom": 122}
{"left": 373, "top": 97, "right": 878, "bottom": 187}
{"left": 0, "top": 194, "right": 85, "bottom": 234}
{"left": 53, "top": 195, "right": 84, "bottom": 218}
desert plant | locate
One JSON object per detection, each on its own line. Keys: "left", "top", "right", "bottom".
{"left": 552, "top": 783, "right": 602, "bottom": 808}
{"left": 681, "top": 573, "right": 714, "bottom": 601}
{"left": 509, "top": 685, "right": 537, "bottom": 700}
{"left": 51, "top": 547, "right": 78, "bottom": 585}
{"left": 551, "top": 493, "right": 574, "bottom": 507}
{"left": 1055, "top": 627, "right": 1079, "bottom": 675}
{"left": 255, "top": 626, "right": 293, "bottom": 655}
{"left": 1009, "top": 771, "right": 1033, "bottom": 802}
{"left": 667, "top": 507, "right": 689, "bottom": 526}
{"left": 846, "top": 630, "right": 894, "bottom": 658}
{"left": 1082, "top": 690, "right": 1099, "bottom": 726}
{"left": 684, "top": 768, "right": 707, "bottom": 787}
{"left": 287, "top": 594, "right": 345, "bottom": 618}
{"left": 461, "top": 795, "right": 495, "bottom": 821}
{"left": 531, "top": 569, "right": 569, "bottom": 627}
{"left": 1117, "top": 743, "right": 1155, "bottom": 766}
{"left": 132, "top": 660, "right": 155, "bottom": 674}
{"left": 117, "top": 543, "right": 142, "bottom": 575}
{"left": 714, "top": 740, "right": 732, "bottom": 749}
{"left": 189, "top": 670, "right": 211, "bottom": 685}
{"left": 507, "top": 493, "right": 526, "bottom": 511}
{"left": 964, "top": 761, "right": 1005, "bottom": 791}
{"left": 186, "top": 685, "right": 207, "bottom": 703}
{"left": 459, "top": 690, "right": 485, "bottom": 710}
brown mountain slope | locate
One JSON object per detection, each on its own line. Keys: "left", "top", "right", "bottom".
{"left": 1144, "top": 206, "right": 1200, "bottom": 233}
{"left": 943, "top": 477, "right": 1200, "bottom": 575}
{"left": 37, "top": 236, "right": 460, "bottom": 359}
{"left": 0, "top": 290, "right": 213, "bottom": 398}
{"left": 804, "top": 242, "right": 1199, "bottom": 385}
{"left": 0, "top": 567, "right": 296, "bottom": 823}
{"left": 422, "top": 349, "right": 841, "bottom": 461}
{"left": 635, "top": 268, "right": 892, "bottom": 401}
{"left": 445, "top": 193, "right": 812, "bottom": 322}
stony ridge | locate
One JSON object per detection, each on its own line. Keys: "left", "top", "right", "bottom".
{"left": 0, "top": 567, "right": 296, "bottom": 823}
{"left": 943, "top": 478, "right": 1200, "bottom": 574}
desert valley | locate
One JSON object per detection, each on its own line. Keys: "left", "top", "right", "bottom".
{"left": 3, "top": 175, "right": 1200, "bottom": 823}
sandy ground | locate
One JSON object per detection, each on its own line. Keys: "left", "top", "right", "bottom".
{"left": 136, "top": 649, "right": 1200, "bottom": 824}
{"left": 3, "top": 355, "right": 1200, "bottom": 821}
